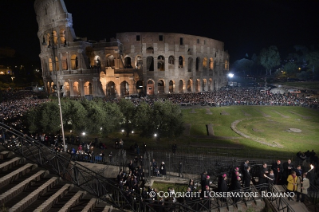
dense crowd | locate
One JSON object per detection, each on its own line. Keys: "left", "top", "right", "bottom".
{"left": 167, "top": 87, "right": 318, "bottom": 107}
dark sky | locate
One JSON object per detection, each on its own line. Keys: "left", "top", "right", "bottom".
{"left": 0, "top": 0, "right": 319, "bottom": 65}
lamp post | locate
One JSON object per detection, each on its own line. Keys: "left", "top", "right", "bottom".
{"left": 227, "top": 73, "right": 234, "bottom": 87}
{"left": 50, "top": 31, "right": 66, "bottom": 152}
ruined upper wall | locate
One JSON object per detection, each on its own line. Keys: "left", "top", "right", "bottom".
{"left": 116, "top": 32, "right": 225, "bottom": 53}
{"left": 34, "top": 0, "right": 76, "bottom": 41}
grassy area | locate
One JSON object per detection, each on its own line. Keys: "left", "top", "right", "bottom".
{"left": 152, "top": 182, "right": 188, "bottom": 193}
{"left": 279, "top": 81, "right": 319, "bottom": 90}
{"left": 75, "top": 106, "right": 319, "bottom": 159}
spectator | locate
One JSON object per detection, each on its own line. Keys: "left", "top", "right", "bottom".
{"left": 296, "top": 173, "right": 310, "bottom": 202}
{"left": 287, "top": 171, "right": 298, "bottom": 201}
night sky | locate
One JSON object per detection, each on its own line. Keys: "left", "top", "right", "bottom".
{"left": 0, "top": 0, "right": 318, "bottom": 65}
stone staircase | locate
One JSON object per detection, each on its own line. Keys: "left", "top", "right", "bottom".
{"left": 0, "top": 147, "right": 118, "bottom": 212}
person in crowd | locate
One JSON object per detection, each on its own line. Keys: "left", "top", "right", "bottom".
{"left": 272, "top": 160, "right": 283, "bottom": 185}
{"left": 259, "top": 163, "right": 269, "bottom": 189}
{"left": 283, "top": 159, "right": 294, "bottom": 184}
{"left": 297, "top": 173, "right": 310, "bottom": 202}
{"left": 178, "top": 162, "right": 183, "bottom": 177}
{"left": 243, "top": 166, "right": 251, "bottom": 188}
{"left": 287, "top": 171, "right": 298, "bottom": 201}
{"left": 267, "top": 170, "right": 275, "bottom": 184}
{"left": 295, "top": 165, "right": 303, "bottom": 177}
{"left": 160, "top": 161, "right": 166, "bottom": 176}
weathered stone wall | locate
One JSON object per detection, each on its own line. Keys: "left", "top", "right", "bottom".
{"left": 34, "top": 0, "right": 229, "bottom": 98}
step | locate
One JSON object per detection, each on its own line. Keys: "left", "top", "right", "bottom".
{"left": 0, "top": 157, "right": 21, "bottom": 171}
{"left": 0, "top": 150, "right": 10, "bottom": 160}
{"left": 9, "top": 177, "right": 59, "bottom": 212}
{"left": 57, "top": 190, "right": 86, "bottom": 212}
{"left": 0, "top": 170, "right": 46, "bottom": 205}
{"left": 0, "top": 163, "right": 36, "bottom": 189}
{"left": 81, "top": 198, "right": 97, "bottom": 212}
{"left": 34, "top": 184, "right": 72, "bottom": 212}
{"left": 102, "top": 205, "right": 113, "bottom": 212}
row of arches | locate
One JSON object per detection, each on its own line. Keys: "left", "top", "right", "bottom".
{"left": 47, "top": 54, "right": 79, "bottom": 71}
{"left": 47, "top": 81, "right": 93, "bottom": 96}
{"left": 43, "top": 29, "right": 66, "bottom": 47}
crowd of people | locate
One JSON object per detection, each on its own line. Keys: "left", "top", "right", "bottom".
{"left": 0, "top": 88, "right": 318, "bottom": 209}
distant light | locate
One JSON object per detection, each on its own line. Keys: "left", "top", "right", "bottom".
{"left": 121, "top": 129, "right": 124, "bottom": 132}
{"left": 82, "top": 132, "right": 86, "bottom": 136}
{"left": 139, "top": 86, "right": 143, "bottom": 88}
{"left": 100, "top": 127, "right": 102, "bottom": 130}
{"left": 228, "top": 73, "right": 234, "bottom": 78}
{"left": 132, "top": 131, "right": 134, "bottom": 133}
{"left": 154, "top": 133, "right": 157, "bottom": 137}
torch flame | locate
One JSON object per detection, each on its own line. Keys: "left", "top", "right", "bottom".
{"left": 310, "top": 164, "right": 314, "bottom": 170}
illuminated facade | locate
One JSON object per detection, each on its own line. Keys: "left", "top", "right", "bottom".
{"left": 34, "top": 0, "right": 229, "bottom": 97}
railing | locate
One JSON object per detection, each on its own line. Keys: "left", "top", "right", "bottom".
{"left": 266, "top": 184, "right": 295, "bottom": 212}
{"left": 0, "top": 122, "right": 135, "bottom": 211}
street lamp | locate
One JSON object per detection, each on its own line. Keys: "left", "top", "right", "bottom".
{"left": 228, "top": 73, "right": 234, "bottom": 78}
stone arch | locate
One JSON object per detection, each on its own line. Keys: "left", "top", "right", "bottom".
{"left": 84, "top": 81, "right": 92, "bottom": 95}
{"left": 147, "top": 79, "right": 154, "bottom": 95}
{"left": 178, "top": 80, "right": 184, "bottom": 93}
{"left": 187, "top": 79, "right": 193, "bottom": 92}
{"left": 120, "top": 81, "right": 129, "bottom": 96}
{"left": 146, "top": 47, "right": 154, "bottom": 54}
{"left": 158, "top": 55, "right": 165, "bottom": 71}
{"left": 209, "top": 58, "right": 214, "bottom": 70}
{"left": 60, "top": 29, "right": 66, "bottom": 45}
{"left": 195, "top": 79, "right": 200, "bottom": 92}
{"left": 203, "top": 57, "right": 208, "bottom": 68}
{"left": 168, "top": 56, "right": 174, "bottom": 65}
{"left": 55, "top": 56, "right": 59, "bottom": 71}
{"left": 73, "top": 81, "right": 80, "bottom": 96}
{"left": 50, "top": 82, "right": 55, "bottom": 93}
{"left": 178, "top": 56, "right": 184, "bottom": 68}
{"left": 147, "top": 56, "right": 154, "bottom": 71}
{"left": 48, "top": 58, "right": 53, "bottom": 71}
{"left": 46, "top": 32, "right": 51, "bottom": 47}
{"left": 52, "top": 30, "right": 58, "bottom": 44}
{"left": 209, "top": 78, "right": 213, "bottom": 91}
{"left": 94, "top": 55, "right": 101, "bottom": 67}
{"left": 85, "top": 46, "right": 94, "bottom": 67}
{"left": 202, "top": 79, "right": 207, "bottom": 91}
{"left": 106, "top": 54, "right": 115, "bottom": 67}
{"left": 188, "top": 57, "right": 193, "bottom": 72}
{"left": 135, "top": 55, "right": 143, "bottom": 69}
{"left": 71, "top": 54, "right": 78, "bottom": 70}
{"left": 169, "top": 80, "right": 175, "bottom": 93}
{"left": 106, "top": 81, "right": 116, "bottom": 97}
{"left": 136, "top": 80, "right": 144, "bottom": 95}
{"left": 124, "top": 56, "right": 132, "bottom": 68}
{"left": 63, "top": 81, "right": 70, "bottom": 97}
{"left": 158, "top": 79, "right": 165, "bottom": 94}
{"left": 196, "top": 57, "right": 200, "bottom": 71}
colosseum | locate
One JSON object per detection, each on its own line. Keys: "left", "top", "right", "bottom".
{"left": 35, "top": 0, "right": 230, "bottom": 98}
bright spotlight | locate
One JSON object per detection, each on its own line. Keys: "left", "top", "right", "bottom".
{"left": 228, "top": 73, "right": 234, "bottom": 78}
{"left": 82, "top": 132, "right": 86, "bottom": 136}
{"left": 154, "top": 133, "right": 157, "bottom": 137}
{"left": 121, "top": 129, "right": 124, "bottom": 133}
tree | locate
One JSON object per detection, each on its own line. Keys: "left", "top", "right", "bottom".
{"left": 305, "top": 51, "right": 319, "bottom": 77}
{"left": 143, "top": 101, "right": 184, "bottom": 139}
{"left": 260, "top": 46, "right": 281, "bottom": 75}
{"left": 62, "top": 100, "right": 87, "bottom": 133}
{"left": 135, "top": 102, "right": 152, "bottom": 136}
{"left": 118, "top": 99, "right": 136, "bottom": 137}
{"left": 233, "top": 58, "right": 254, "bottom": 76}
{"left": 38, "top": 102, "right": 61, "bottom": 133}
{"left": 81, "top": 100, "right": 107, "bottom": 135}
{"left": 99, "top": 101, "right": 122, "bottom": 136}
{"left": 283, "top": 62, "right": 298, "bottom": 76}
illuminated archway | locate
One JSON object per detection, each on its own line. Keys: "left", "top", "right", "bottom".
{"left": 147, "top": 80, "right": 154, "bottom": 95}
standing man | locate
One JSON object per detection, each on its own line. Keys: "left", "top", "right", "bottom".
{"left": 283, "top": 159, "right": 294, "bottom": 184}
{"left": 109, "top": 151, "right": 113, "bottom": 163}
{"left": 272, "top": 160, "right": 283, "bottom": 185}
{"left": 259, "top": 163, "right": 269, "bottom": 190}
{"left": 178, "top": 161, "right": 183, "bottom": 177}
{"left": 296, "top": 173, "right": 310, "bottom": 202}
{"left": 244, "top": 166, "right": 252, "bottom": 188}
